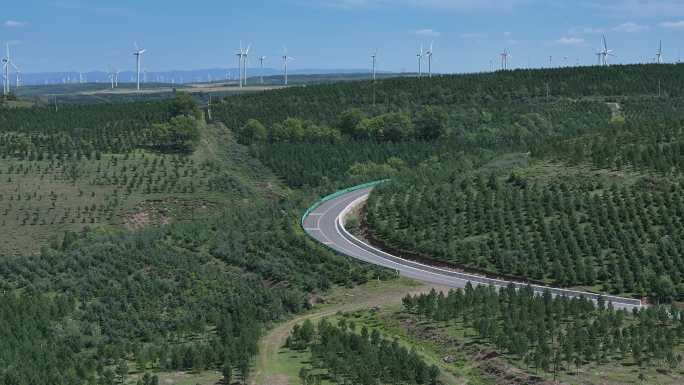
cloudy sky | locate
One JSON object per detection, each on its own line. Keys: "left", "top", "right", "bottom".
{"left": 5, "top": 0, "right": 684, "bottom": 73}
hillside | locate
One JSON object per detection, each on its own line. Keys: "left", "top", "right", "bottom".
{"left": 2, "top": 63, "right": 684, "bottom": 385}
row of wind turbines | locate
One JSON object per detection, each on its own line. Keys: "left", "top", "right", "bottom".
{"left": 0, "top": 36, "right": 675, "bottom": 95}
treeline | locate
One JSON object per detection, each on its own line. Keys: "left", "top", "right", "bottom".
{"left": 236, "top": 106, "right": 449, "bottom": 144}
{"left": 368, "top": 169, "right": 684, "bottom": 301}
{"left": 404, "top": 285, "right": 684, "bottom": 376}
{"left": 286, "top": 318, "right": 439, "bottom": 385}
{"left": 213, "top": 64, "right": 684, "bottom": 133}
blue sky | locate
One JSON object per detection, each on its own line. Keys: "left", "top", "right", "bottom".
{"left": 5, "top": 0, "right": 684, "bottom": 74}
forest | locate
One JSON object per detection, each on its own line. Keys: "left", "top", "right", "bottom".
{"left": 3, "top": 63, "right": 684, "bottom": 384}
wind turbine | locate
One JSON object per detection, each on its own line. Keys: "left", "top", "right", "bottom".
{"left": 656, "top": 40, "right": 663, "bottom": 64}
{"left": 258, "top": 56, "right": 267, "bottom": 85}
{"left": 282, "top": 47, "right": 294, "bottom": 85}
{"left": 235, "top": 43, "right": 243, "bottom": 87}
{"left": 133, "top": 42, "right": 147, "bottom": 90}
{"left": 235, "top": 41, "right": 250, "bottom": 87}
{"left": 425, "top": 42, "right": 434, "bottom": 77}
{"left": 108, "top": 66, "right": 116, "bottom": 89}
{"left": 416, "top": 45, "right": 424, "bottom": 77}
{"left": 243, "top": 44, "right": 251, "bottom": 86}
{"left": 2, "top": 44, "right": 19, "bottom": 95}
{"left": 500, "top": 50, "right": 510, "bottom": 70}
{"left": 371, "top": 49, "right": 378, "bottom": 81}
{"left": 600, "top": 35, "right": 614, "bottom": 66}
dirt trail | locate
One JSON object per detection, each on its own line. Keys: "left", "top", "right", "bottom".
{"left": 251, "top": 281, "right": 448, "bottom": 385}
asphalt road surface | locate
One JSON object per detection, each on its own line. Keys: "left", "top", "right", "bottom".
{"left": 303, "top": 186, "right": 643, "bottom": 311}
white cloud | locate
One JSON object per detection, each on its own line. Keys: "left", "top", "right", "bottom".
{"left": 4, "top": 20, "right": 27, "bottom": 28}
{"left": 660, "top": 20, "right": 684, "bottom": 29}
{"left": 459, "top": 32, "right": 486, "bottom": 39}
{"left": 612, "top": 22, "right": 648, "bottom": 33}
{"left": 569, "top": 26, "right": 606, "bottom": 35}
{"left": 412, "top": 29, "right": 441, "bottom": 37}
{"left": 318, "top": 0, "right": 531, "bottom": 11}
{"left": 556, "top": 36, "right": 586, "bottom": 46}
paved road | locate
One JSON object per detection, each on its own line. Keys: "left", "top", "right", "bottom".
{"left": 303, "top": 186, "right": 643, "bottom": 311}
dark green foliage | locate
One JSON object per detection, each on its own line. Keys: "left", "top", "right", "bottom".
{"left": 169, "top": 92, "right": 202, "bottom": 120}
{"left": 251, "top": 141, "right": 443, "bottom": 191}
{"left": 405, "top": 284, "right": 684, "bottom": 374}
{"left": 289, "top": 318, "right": 439, "bottom": 385}
{"left": 143, "top": 115, "right": 201, "bottom": 152}
{"left": 0, "top": 293, "right": 88, "bottom": 385}
{"left": 368, "top": 170, "right": 684, "bottom": 300}
{"left": 415, "top": 105, "right": 449, "bottom": 140}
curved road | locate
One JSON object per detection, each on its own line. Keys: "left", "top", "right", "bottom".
{"left": 303, "top": 186, "right": 643, "bottom": 311}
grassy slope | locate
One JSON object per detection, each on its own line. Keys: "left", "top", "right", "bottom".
{"left": 375, "top": 309, "right": 684, "bottom": 385}
{"left": 0, "top": 122, "right": 281, "bottom": 256}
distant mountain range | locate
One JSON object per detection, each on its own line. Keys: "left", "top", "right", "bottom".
{"left": 15, "top": 68, "right": 390, "bottom": 86}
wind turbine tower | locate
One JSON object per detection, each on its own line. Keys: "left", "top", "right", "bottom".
{"left": 416, "top": 45, "right": 424, "bottom": 77}
{"left": 2, "top": 44, "right": 18, "bottom": 96}
{"left": 133, "top": 43, "right": 147, "bottom": 90}
{"left": 500, "top": 50, "right": 510, "bottom": 70}
{"left": 258, "top": 56, "right": 267, "bottom": 85}
{"left": 243, "top": 44, "right": 251, "bottom": 86}
{"left": 656, "top": 40, "right": 663, "bottom": 64}
{"left": 235, "top": 44, "right": 243, "bottom": 87}
{"left": 282, "top": 47, "right": 294, "bottom": 85}
{"left": 425, "top": 42, "right": 434, "bottom": 77}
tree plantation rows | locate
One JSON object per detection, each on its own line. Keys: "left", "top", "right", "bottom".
{"left": 541, "top": 97, "right": 684, "bottom": 175}
{"left": 286, "top": 318, "right": 439, "bottom": 385}
{"left": 404, "top": 285, "right": 684, "bottom": 378}
{"left": 368, "top": 170, "right": 684, "bottom": 301}
{"left": 0, "top": 93, "right": 201, "bottom": 160}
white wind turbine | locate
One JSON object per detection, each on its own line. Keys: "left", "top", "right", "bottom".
{"left": 416, "top": 45, "right": 424, "bottom": 77}
{"left": 108, "top": 66, "right": 116, "bottom": 89}
{"left": 500, "top": 49, "right": 510, "bottom": 70}
{"left": 258, "top": 55, "right": 267, "bottom": 85}
{"left": 371, "top": 49, "right": 378, "bottom": 81}
{"left": 133, "top": 42, "right": 147, "bottom": 90}
{"left": 282, "top": 47, "right": 294, "bottom": 85}
{"left": 2, "top": 43, "right": 19, "bottom": 95}
{"left": 425, "top": 42, "right": 434, "bottom": 77}
{"left": 600, "top": 35, "right": 614, "bottom": 66}
{"left": 235, "top": 41, "right": 250, "bottom": 87}
{"left": 656, "top": 40, "right": 663, "bottom": 64}
{"left": 235, "top": 43, "right": 243, "bottom": 87}
{"left": 243, "top": 44, "right": 251, "bottom": 86}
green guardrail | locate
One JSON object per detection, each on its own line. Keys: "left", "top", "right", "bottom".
{"left": 301, "top": 180, "right": 388, "bottom": 228}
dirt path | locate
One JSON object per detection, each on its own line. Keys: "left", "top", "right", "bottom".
{"left": 251, "top": 280, "right": 448, "bottom": 385}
